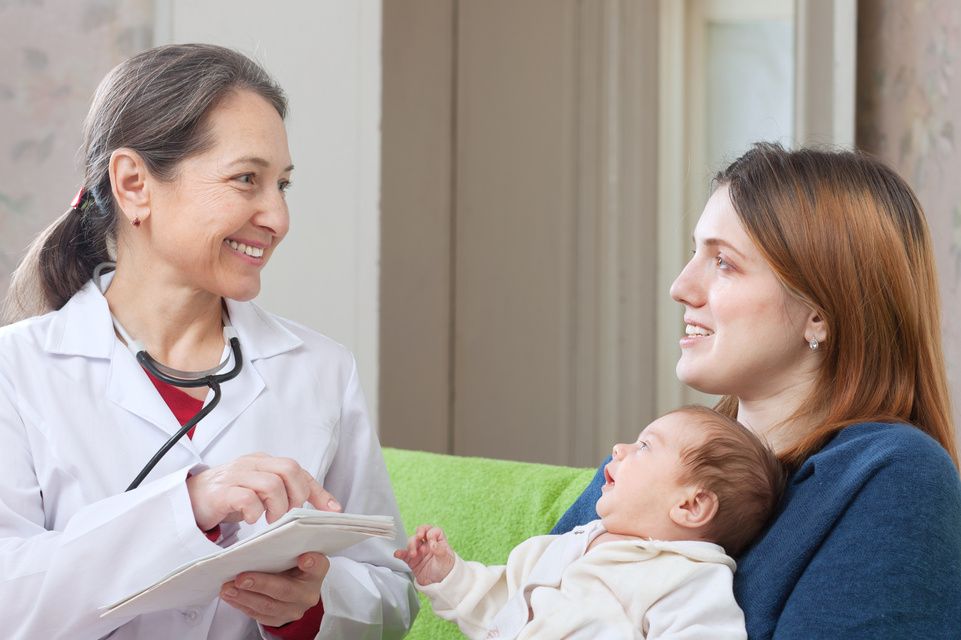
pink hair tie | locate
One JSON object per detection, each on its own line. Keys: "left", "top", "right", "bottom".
{"left": 70, "top": 187, "right": 93, "bottom": 212}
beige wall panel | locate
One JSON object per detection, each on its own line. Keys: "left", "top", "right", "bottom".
{"left": 380, "top": 0, "right": 455, "bottom": 452}
{"left": 453, "top": 0, "right": 578, "bottom": 463}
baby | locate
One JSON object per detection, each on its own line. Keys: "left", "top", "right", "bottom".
{"left": 395, "top": 405, "right": 786, "bottom": 640}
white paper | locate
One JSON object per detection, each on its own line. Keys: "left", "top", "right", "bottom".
{"left": 100, "top": 509, "right": 394, "bottom": 619}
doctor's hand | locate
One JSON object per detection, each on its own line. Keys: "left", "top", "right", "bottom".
{"left": 187, "top": 453, "right": 341, "bottom": 531}
{"left": 394, "top": 524, "right": 455, "bottom": 585}
{"left": 220, "top": 551, "right": 329, "bottom": 627}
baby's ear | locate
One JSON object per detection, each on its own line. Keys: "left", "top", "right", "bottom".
{"left": 669, "top": 488, "right": 718, "bottom": 530}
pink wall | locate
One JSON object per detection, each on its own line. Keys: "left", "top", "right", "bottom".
{"left": 0, "top": 0, "right": 153, "bottom": 290}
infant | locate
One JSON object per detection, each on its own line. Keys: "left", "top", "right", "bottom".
{"left": 396, "top": 405, "right": 786, "bottom": 639}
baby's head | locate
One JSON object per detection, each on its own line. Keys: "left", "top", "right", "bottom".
{"left": 596, "top": 405, "right": 785, "bottom": 556}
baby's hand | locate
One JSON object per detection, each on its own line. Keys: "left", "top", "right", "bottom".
{"left": 393, "top": 524, "right": 455, "bottom": 586}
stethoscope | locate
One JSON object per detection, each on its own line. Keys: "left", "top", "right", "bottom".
{"left": 93, "top": 263, "right": 244, "bottom": 491}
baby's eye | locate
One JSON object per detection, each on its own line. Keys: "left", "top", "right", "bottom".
{"left": 636, "top": 441, "right": 649, "bottom": 451}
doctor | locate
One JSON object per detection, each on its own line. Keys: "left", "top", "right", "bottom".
{"left": 0, "top": 44, "right": 416, "bottom": 639}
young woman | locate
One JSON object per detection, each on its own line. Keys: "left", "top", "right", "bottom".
{"left": 0, "top": 44, "right": 415, "bottom": 639}
{"left": 553, "top": 143, "right": 961, "bottom": 638}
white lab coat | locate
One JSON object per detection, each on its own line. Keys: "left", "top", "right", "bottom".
{"left": 0, "top": 278, "right": 417, "bottom": 639}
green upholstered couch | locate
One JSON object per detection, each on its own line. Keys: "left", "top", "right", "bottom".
{"left": 382, "top": 447, "right": 595, "bottom": 639}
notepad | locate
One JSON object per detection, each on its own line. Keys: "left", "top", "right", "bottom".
{"left": 100, "top": 509, "right": 395, "bottom": 619}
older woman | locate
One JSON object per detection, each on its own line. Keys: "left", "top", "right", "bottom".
{"left": 554, "top": 144, "right": 961, "bottom": 638}
{"left": 0, "top": 44, "right": 415, "bottom": 638}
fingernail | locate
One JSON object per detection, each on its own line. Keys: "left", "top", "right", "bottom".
{"left": 224, "top": 587, "right": 238, "bottom": 598}
{"left": 328, "top": 498, "right": 341, "bottom": 511}
{"left": 240, "top": 578, "right": 253, "bottom": 588}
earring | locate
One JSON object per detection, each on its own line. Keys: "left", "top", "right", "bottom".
{"left": 809, "top": 338, "right": 819, "bottom": 351}
{"left": 132, "top": 216, "right": 141, "bottom": 227}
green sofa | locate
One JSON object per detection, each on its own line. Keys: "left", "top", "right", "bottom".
{"left": 382, "top": 447, "right": 595, "bottom": 639}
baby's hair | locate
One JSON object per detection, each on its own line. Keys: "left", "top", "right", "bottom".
{"left": 672, "top": 405, "right": 786, "bottom": 556}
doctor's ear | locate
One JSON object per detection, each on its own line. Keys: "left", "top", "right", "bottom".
{"left": 669, "top": 488, "right": 718, "bottom": 530}
{"left": 109, "top": 148, "right": 152, "bottom": 227}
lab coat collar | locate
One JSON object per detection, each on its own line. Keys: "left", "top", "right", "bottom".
{"left": 44, "top": 277, "right": 304, "bottom": 361}
{"left": 43, "top": 278, "right": 304, "bottom": 461}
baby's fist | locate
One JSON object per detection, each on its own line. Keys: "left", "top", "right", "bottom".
{"left": 394, "top": 524, "right": 455, "bottom": 585}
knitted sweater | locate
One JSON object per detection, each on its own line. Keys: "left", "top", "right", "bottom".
{"left": 552, "top": 422, "right": 961, "bottom": 639}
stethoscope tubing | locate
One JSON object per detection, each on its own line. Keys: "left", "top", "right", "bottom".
{"left": 125, "top": 337, "right": 244, "bottom": 491}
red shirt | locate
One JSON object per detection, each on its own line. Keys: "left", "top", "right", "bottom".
{"left": 147, "top": 372, "right": 324, "bottom": 638}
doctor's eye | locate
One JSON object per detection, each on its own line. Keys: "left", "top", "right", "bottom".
{"left": 234, "top": 173, "right": 255, "bottom": 186}
{"left": 279, "top": 179, "right": 292, "bottom": 193}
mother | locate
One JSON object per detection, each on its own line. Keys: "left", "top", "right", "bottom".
{"left": 0, "top": 44, "right": 414, "bottom": 638}
{"left": 554, "top": 143, "right": 961, "bottom": 638}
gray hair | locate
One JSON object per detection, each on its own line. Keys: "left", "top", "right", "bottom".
{"left": 3, "top": 43, "right": 287, "bottom": 323}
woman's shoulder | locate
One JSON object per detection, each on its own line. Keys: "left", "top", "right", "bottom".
{"left": 803, "top": 421, "right": 957, "bottom": 486}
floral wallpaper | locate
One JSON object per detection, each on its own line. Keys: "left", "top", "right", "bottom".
{"left": 858, "top": 0, "right": 961, "bottom": 435}
{"left": 0, "top": 0, "right": 153, "bottom": 288}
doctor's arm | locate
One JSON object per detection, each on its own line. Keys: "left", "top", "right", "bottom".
{"left": 302, "top": 359, "right": 418, "bottom": 639}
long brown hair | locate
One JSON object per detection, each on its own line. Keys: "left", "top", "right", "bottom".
{"left": 713, "top": 143, "right": 958, "bottom": 469}
{"left": 2, "top": 43, "right": 286, "bottom": 324}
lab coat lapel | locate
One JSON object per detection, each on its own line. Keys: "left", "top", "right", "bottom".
{"left": 106, "top": 340, "right": 188, "bottom": 440}
{"left": 48, "top": 279, "right": 187, "bottom": 441}
{"left": 45, "top": 280, "right": 303, "bottom": 451}
{"left": 186, "top": 352, "right": 265, "bottom": 454}
{"left": 187, "top": 298, "right": 302, "bottom": 453}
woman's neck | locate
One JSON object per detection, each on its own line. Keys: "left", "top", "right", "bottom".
{"left": 736, "top": 376, "right": 818, "bottom": 453}
{"left": 103, "top": 262, "right": 225, "bottom": 371}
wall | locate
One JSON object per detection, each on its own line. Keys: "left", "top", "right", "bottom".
{"left": 858, "top": 0, "right": 961, "bottom": 437}
{"left": 0, "top": 0, "right": 382, "bottom": 424}
{"left": 0, "top": 0, "right": 153, "bottom": 284}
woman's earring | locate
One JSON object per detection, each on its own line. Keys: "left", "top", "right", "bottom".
{"left": 809, "top": 338, "right": 820, "bottom": 351}
{"left": 132, "top": 217, "right": 141, "bottom": 227}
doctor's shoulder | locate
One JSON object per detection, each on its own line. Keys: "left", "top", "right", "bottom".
{"left": 245, "top": 302, "right": 359, "bottom": 377}
{"left": 0, "top": 309, "right": 59, "bottom": 361}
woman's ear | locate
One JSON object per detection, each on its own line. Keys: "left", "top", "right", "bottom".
{"left": 109, "top": 148, "right": 152, "bottom": 226}
{"left": 804, "top": 309, "right": 827, "bottom": 346}
{"left": 669, "top": 488, "right": 719, "bottom": 530}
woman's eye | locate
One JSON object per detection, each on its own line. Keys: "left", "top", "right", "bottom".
{"left": 236, "top": 174, "right": 254, "bottom": 185}
{"left": 715, "top": 255, "right": 731, "bottom": 270}
{"left": 279, "top": 180, "right": 292, "bottom": 193}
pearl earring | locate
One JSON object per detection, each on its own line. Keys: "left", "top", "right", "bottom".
{"left": 809, "top": 338, "right": 819, "bottom": 351}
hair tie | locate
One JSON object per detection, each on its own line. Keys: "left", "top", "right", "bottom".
{"left": 70, "top": 187, "right": 94, "bottom": 213}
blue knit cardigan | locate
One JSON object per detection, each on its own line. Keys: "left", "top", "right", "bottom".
{"left": 552, "top": 422, "right": 961, "bottom": 638}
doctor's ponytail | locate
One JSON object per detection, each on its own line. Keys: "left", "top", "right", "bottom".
{"left": 2, "top": 43, "right": 286, "bottom": 324}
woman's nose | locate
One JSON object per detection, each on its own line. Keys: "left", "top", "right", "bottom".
{"left": 670, "top": 257, "right": 704, "bottom": 307}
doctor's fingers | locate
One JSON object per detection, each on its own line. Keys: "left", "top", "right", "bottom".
{"left": 244, "top": 455, "right": 341, "bottom": 512}
{"left": 219, "top": 481, "right": 285, "bottom": 525}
